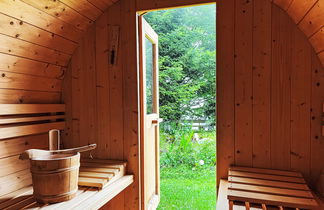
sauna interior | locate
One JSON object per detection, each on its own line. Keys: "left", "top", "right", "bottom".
{"left": 0, "top": 0, "right": 323, "bottom": 209}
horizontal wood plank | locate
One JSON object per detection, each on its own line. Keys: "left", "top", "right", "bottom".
{"left": 0, "top": 169, "right": 32, "bottom": 197}
{"left": 0, "top": 89, "right": 61, "bottom": 104}
{"left": 80, "top": 162, "right": 122, "bottom": 170}
{"left": 0, "top": 115, "right": 65, "bottom": 125}
{"left": 228, "top": 182, "right": 314, "bottom": 198}
{"left": 0, "top": 53, "right": 65, "bottom": 79}
{"left": 73, "top": 175, "right": 133, "bottom": 209}
{"left": 0, "top": 134, "right": 48, "bottom": 158}
{"left": 0, "top": 34, "right": 70, "bottom": 66}
{"left": 287, "top": 0, "right": 317, "bottom": 24}
{"left": 0, "top": 71, "right": 62, "bottom": 92}
{"left": 228, "top": 189, "right": 318, "bottom": 208}
{"left": 79, "top": 167, "right": 119, "bottom": 174}
{"left": 228, "top": 176, "right": 309, "bottom": 190}
{"left": 60, "top": 0, "right": 102, "bottom": 21}
{"left": 78, "top": 177, "right": 107, "bottom": 188}
{"left": 230, "top": 166, "right": 302, "bottom": 177}
{"left": 298, "top": 0, "right": 324, "bottom": 38}
{"left": 79, "top": 171, "right": 114, "bottom": 179}
{"left": 309, "top": 27, "right": 324, "bottom": 53}
{"left": 0, "top": 186, "right": 33, "bottom": 208}
{"left": 229, "top": 170, "right": 305, "bottom": 183}
{"left": 0, "top": 104, "right": 65, "bottom": 115}
{"left": 87, "top": 0, "right": 114, "bottom": 11}
{"left": 0, "top": 175, "right": 134, "bottom": 209}
{"left": 0, "top": 155, "right": 29, "bottom": 177}
{"left": 0, "top": 0, "right": 82, "bottom": 42}
{"left": 20, "top": 0, "right": 92, "bottom": 31}
{"left": 0, "top": 122, "right": 65, "bottom": 139}
{"left": 0, "top": 13, "right": 77, "bottom": 55}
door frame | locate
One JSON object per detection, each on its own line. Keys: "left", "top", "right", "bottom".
{"left": 138, "top": 16, "right": 160, "bottom": 210}
{"left": 136, "top": 2, "right": 216, "bottom": 209}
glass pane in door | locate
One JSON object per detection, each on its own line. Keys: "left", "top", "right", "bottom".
{"left": 145, "top": 37, "right": 154, "bottom": 114}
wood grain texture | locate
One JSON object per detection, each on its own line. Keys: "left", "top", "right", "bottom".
{"left": 309, "top": 26, "right": 324, "bottom": 53}
{"left": 0, "top": 34, "right": 70, "bottom": 66}
{"left": 0, "top": 0, "right": 82, "bottom": 42}
{"left": 290, "top": 25, "right": 312, "bottom": 179}
{"left": 0, "top": 53, "right": 65, "bottom": 79}
{"left": 0, "top": 71, "right": 62, "bottom": 92}
{"left": 218, "top": 1, "right": 324, "bottom": 189}
{"left": 287, "top": 0, "right": 318, "bottom": 24}
{"left": 310, "top": 52, "right": 324, "bottom": 186}
{"left": 0, "top": 89, "right": 61, "bottom": 104}
{"left": 20, "top": 0, "right": 92, "bottom": 31}
{"left": 216, "top": 0, "right": 235, "bottom": 183}
{"left": 0, "top": 13, "right": 77, "bottom": 55}
{"left": 234, "top": 0, "right": 253, "bottom": 167}
{"left": 252, "top": 0, "right": 272, "bottom": 168}
{"left": 271, "top": 5, "right": 292, "bottom": 170}
{"left": 298, "top": 0, "right": 324, "bottom": 38}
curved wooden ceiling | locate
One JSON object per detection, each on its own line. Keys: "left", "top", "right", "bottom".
{"left": 0, "top": 0, "right": 322, "bottom": 82}
{"left": 273, "top": 0, "right": 324, "bottom": 66}
{"left": 0, "top": 0, "right": 117, "bottom": 74}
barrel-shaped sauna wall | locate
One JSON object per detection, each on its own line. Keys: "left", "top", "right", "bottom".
{"left": 0, "top": 0, "right": 323, "bottom": 209}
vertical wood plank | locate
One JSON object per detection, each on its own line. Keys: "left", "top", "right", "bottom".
{"left": 95, "top": 12, "right": 111, "bottom": 159}
{"left": 107, "top": 2, "right": 124, "bottom": 160}
{"left": 234, "top": 0, "right": 253, "bottom": 166}
{"left": 216, "top": 0, "right": 235, "bottom": 183}
{"left": 62, "top": 62, "right": 73, "bottom": 149}
{"left": 271, "top": 5, "right": 292, "bottom": 170}
{"left": 252, "top": 0, "right": 272, "bottom": 168}
{"left": 290, "top": 25, "right": 312, "bottom": 179}
{"left": 310, "top": 52, "right": 324, "bottom": 186}
{"left": 79, "top": 25, "right": 97, "bottom": 149}
{"left": 71, "top": 47, "right": 82, "bottom": 149}
{"left": 121, "top": 0, "right": 140, "bottom": 209}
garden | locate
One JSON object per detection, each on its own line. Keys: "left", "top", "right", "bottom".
{"left": 144, "top": 4, "right": 216, "bottom": 209}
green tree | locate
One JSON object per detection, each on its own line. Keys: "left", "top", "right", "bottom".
{"left": 144, "top": 5, "right": 216, "bottom": 128}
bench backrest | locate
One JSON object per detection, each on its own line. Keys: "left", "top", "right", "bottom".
{"left": 0, "top": 104, "right": 65, "bottom": 197}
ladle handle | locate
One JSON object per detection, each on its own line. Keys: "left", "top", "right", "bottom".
{"left": 52, "top": 144, "right": 97, "bottom": 154}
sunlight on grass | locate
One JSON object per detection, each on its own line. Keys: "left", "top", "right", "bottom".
{"left": 158, "top": 167, "right": 216, "bottom": 210}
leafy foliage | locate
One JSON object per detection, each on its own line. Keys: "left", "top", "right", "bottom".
{"left": 160, "top": 123, "right": 216, "bottom": 168}
{"left": 144, "top": 5, "right": 216, "bottom": 126}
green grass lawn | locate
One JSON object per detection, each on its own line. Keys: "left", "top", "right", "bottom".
{"left": 157, "top": 166, "right": 216, "bottom": 210}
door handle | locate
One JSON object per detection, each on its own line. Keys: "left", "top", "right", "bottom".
{"left": 152, "top": 118, "right": 163, "bottom": 124}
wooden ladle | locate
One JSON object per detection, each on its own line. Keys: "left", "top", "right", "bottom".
{"left": 19, "top": 144, "right": 97, "bottom": 160}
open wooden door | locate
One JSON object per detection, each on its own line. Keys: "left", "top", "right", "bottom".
{"left": 139, "top": 16, "right": 161, "bottom": 210}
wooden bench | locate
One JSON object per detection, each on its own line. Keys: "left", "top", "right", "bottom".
{"left": 217, "top": 166, "right": 324, "bottom": 210}
{"left": 0, "top": 104, "right": 66, "bottom": 198}
{"left": 0, "top": 175, "right": 133, "bottom": 209}
{"left": 0, "top": 104, "right": 134, "bottom": 209}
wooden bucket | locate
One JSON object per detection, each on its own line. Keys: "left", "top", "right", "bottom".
{"left": 30, "top": 152, "right": 80, "bottom": 203}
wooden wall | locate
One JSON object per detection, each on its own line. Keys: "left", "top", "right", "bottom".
{"left": 62, "top": 1, "right": 139, "bottom": 209}
{"left": 217, "top": 0, "right": 324, "bottom": 189}
{"left": 0, "top": 0, "right": 118, "bottom": 198}
{"left": 0, "top": 0, "right": 321, "bottom": 207}
{"left": 63, "top": 0, "right": 324, "bottom": 208}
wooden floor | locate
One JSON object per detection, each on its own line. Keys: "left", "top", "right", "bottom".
{"left": 0, "top": 175, "right": 133, "bottom": 210}
{"left": 217, "top": 179, "right": 324, "bottom": 210}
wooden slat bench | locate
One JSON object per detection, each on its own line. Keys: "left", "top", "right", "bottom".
{"left": 0, "top": 175, "right": 133, "bottom": 210}
{"left": 217, "top": 179, "right": 324, "bottom": 210}
{"left": 217, "top": 167, "right": 324, "bottom": 210}
{"left": 0, "top": 104, "right": 66, "bottom": 199}
{"left": 0, "top": 104, "right": 134, "bottom": 209}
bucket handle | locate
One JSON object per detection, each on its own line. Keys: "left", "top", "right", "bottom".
{"left": 19, "top": 144, "right": 97, "bottom": 160}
